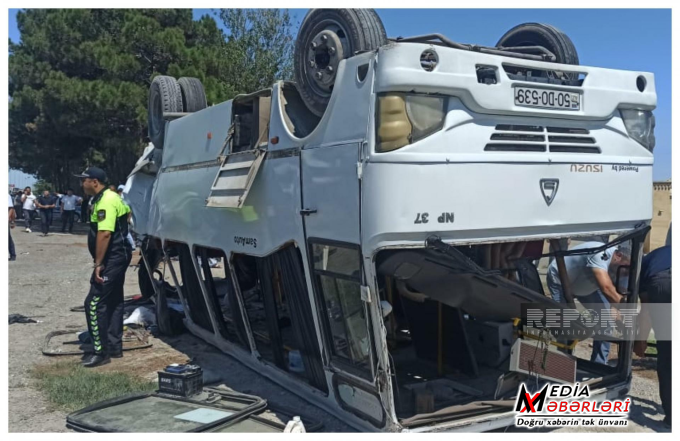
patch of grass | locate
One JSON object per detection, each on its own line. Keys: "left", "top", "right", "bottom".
{"left": 31, "top": 360, "right": 156, "bottom": 412}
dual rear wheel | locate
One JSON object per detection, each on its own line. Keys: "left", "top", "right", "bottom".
{"left": 147, "top": 76, "right": 207, "bottom": 149}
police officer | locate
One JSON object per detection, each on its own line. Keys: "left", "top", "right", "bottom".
{"left": 75, "top": 167, "right": 133, "bottom": 367}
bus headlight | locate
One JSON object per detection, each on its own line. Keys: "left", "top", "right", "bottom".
{"left": 620, "top": 109, "right": 655, "bottom": 152}
{"left": 376, "top": 93, "right": 447, "bottom": 153}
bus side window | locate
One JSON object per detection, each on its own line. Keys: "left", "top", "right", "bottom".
{"left": 311, "top": 242, "right": 371, "bottom": 376}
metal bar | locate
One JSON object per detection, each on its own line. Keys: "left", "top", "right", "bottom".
{"left": 384, "top": 276, "right": 397, "bottom": 340}
{"left": 139, "top": 247, "right": 159, "bottom": 297}
{"left": 497, "top": 45, "right": 558, "bottom": 57}
{"left": 392, "top": 33, "right": 468, "bottom": 50}
{"left": 478, "top": 46, "right": 555, "bottom": 62}
{"left": 619, "top": 230, "right": 646, "bottom": 378}
{"left": 163, "top": 250, "right": 192, "bottom": 318}
{"left": 219, "top": 160, "right": 255, "bottom": 172}
{"left": 160, "top": 158, "right": 222, "bottom": 173}
{"left": 163, "top": 112, "right": 191, "bottom": 120}
{"left": 389, "top": 34, "right": 555, "bottom": 61}
{"left": 507, "top": 225, "right": 651, "bottom": 261}
{"left": 437, "top": 302, "right": 443, "bottom": 376}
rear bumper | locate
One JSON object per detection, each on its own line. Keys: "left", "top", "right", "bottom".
{"left": 375, "top": 43, "right": 656, "bottom": 120}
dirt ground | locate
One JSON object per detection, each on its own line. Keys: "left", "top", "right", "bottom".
{"left": 8, "top": 222, "right": 353, "bottom": 432}
{"left": 7, "top": 220, "right": 670, "bottom": 432}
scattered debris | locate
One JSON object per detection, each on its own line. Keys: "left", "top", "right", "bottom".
{"left": 284, "top": 416, "right": 306, "bottom": 433}
{"left": 123, "top": 306, "right": 156, "bottom": 327}
{"left": 65, "top": 386, "right": 323, "bottom": 432}
{"left": 42, "top": 328, "right": 152, "bottom": 356}
{"left": 9, "top": 313, "right": 39, "bottom": 324}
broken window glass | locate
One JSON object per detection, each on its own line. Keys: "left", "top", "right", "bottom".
{"left": 194, "top": 246, "right": 249, "bottom": 350}
{"left": 312, "top": 242, "right": 370, "bottom": 372}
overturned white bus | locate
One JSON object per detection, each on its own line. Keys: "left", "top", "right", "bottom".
{"left": 124, "top": 9, "right": 656, "bottom": 432}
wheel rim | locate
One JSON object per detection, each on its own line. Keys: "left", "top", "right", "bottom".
{"left": 302, "top": 18, "right": 352, "bottom": 97}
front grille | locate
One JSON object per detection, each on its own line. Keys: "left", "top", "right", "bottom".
{"left": 495, "top": 124, "right": 543, "bottom": 132}
{"left": 547, "top": 127, "right": 589, "bottom": 134}
{"left": 485, "top": 125, "right": 599, "bottom": 154}
{"left": 485, "top": 144, "right": 546, "bottom": 152}
{"left": 548, "top": 135, "right": 596, "bottom": 144}
{"left": 490, "top": 133, "right": 545, "bottom": 142}
{"left": 550, "top": 145, "right": 601, "bottom": 154}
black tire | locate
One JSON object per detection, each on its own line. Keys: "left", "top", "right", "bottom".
{"left": 496, "top": 23, "right": 579, "bottom": 66}
{"left": 294, "top": 9, "right": 387, "bottom": 117}
{"left": 138, "top": 248, "right": 162, "bottom": 300}
{"left": 148, "top": 75, "right": 182, "bottom": 149}
{"left": 178, "top": 77, "right": 207, "bottom": 113}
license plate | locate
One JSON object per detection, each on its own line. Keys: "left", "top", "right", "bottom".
{"left": 514, "top": 87, "right": 581, "bottom": 110}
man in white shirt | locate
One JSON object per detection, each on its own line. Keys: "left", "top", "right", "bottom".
{"left": 9, "top": 194, "right": 16, "bottom": 261}
{"left": 20, "top": 187, "right": 37, "bottom": 233}
{"left": 60, "top": 188, "right": 81, "bottom": 234}
{"left": 547, "top": 241, "right": 631, "bottom": 365}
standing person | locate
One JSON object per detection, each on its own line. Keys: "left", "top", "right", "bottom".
{"left": 35, "top": 189, "right": 58, "bottom": 237}
{"left": 9, "top": 194, "right": 16, "bottom": 261}
{"left": 13, "top": 190, "right": 23, "bottom": 220}
{"left": 60, "top": 189, "right": 81, "bottom": 233}
{"left": 634, "top": 245, "right": 672, "bottom": 427}
{"left": 75, "top": 167, "right": 133, "bottom": 367}
{"left": 116, "top": 185, "right": 136, "bottom": 250}
{"left": 547, "top": 242, "right": 631, "bottom": 364}
{"left": 20, "top": 187, "right": 37, "bottom": 233}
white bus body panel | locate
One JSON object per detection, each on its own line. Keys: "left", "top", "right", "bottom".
{"left": 124, "top": 42, "right": 655, "bottom": 432}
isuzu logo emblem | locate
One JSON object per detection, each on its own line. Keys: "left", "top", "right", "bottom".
{"left": 540, "top": 179, "right": 559, "bottom": 206}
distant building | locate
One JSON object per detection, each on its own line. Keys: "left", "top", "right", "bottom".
{"left": 8, "top": 169, "right": 37, "bottom": 192}
{"left": 645, "top": 180, "right": 672, "bottom": 252}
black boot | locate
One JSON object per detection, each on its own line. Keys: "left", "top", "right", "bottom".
{"left": 110, "top": 350, "right": 123, "bottom": 359}
{"left": 83, "top": 353, "right": 110, "bottom": 368}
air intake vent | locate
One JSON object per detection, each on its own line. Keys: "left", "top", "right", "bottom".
{"left": 549, "top": 146, "right": 601, "bottom": 154}
{"left": 490, "top": 134, "right": 545, "bottom": 142}
{"left": 487, "top": 125, "right": 600, "bottom": 154}
{"left": 485, "top": 144, "right": 546, "bottom": 152}
{"left": 548, "top": 136, "right": 596, "bottom": 144}
{"left": 547, "top": 127, "right": 589, "bottom": 134}
{"left": 495, "top": 124, "right": 543, "bottom": 132}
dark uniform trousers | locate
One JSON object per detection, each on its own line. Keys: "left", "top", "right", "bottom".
{"left": 84, "top": 251, "right": 132, "bottom": 355}
{"left": 647, "top": 268, "right": 672, "bottom": 423}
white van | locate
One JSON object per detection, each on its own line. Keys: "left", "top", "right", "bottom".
{"left": 125, "top": 9, "right": 656, "bottom": 432}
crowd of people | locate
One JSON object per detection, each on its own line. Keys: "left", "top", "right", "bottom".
{"left": 8, "top": 182, "right": 135, "bottom": 262}
{"left": 10, "top": 186, "right": 90, "bottom": 235}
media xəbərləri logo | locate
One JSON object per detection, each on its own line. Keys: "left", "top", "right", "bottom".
{"left": 513, "top": 383, "right": 630, "bottom": 428}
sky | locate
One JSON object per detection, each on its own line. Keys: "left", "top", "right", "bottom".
{"left": 9, "top": 8, "right": 672, "bottom": 179}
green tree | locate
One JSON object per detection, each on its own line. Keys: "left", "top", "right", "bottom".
{"left": 33, "top": 179, "right": 54, "bottom": 194}
{"left": 9, "top": 9, "right": 296, "bottom": 190}
{"left": 217, "top": 9, "right": 295, "bottom": 93}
